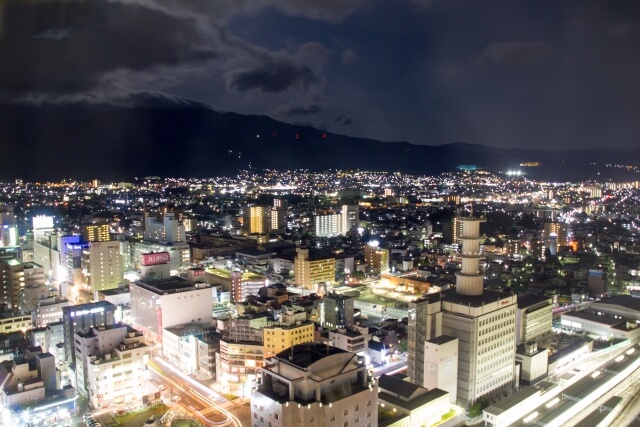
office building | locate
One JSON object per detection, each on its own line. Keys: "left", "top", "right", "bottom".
{"left": 407, "top": 295, "right": 442, "bottom": 386}
{"left": 143, "top": 211, "right": 186, "bottom": 245}
{"left": 1, "top": 260, "right": 46, "bottom": 310}
{"left": 130, "top": 277, "right": 212, "bottom": 345}
{"left": 0, "top": 351, "right": 76, "bottom": 427}
{"left": 263, "top": 321, "right": 314, "bottom": 359}
{"left": 32, "top": 215, "right": 55, "bottom": 244}
{"left": 341, "top": 204, "right": 359, "bottom": 234}
{"left": 35, "top": 296, "right": 70, "bottom": 327}
{"left": 61, "top": 300, "right": 118, "bottom": 369}
{"left": 75, "top": 324, "right": 148, "bottom": 408}
{"left": 294, "top": 248, "right": 335, "bottom": 290}
{"left": 314, "top": 213, "right": 342, "bottom": 238}
{"left": 82, "top": 224, "right": 110, "bottom": 243}
{"left": 244, "top": 205, "right": 271, "bottom": 235}
{"left": 542, "top": 221, "right": 567, "bottom": 255}
{"left": 82, "top": 241, "right": 124, "bottom": 293}
{"left": 251, "top": 343, "right": 377, "bottom": 427}
{"left": 34, "top": 233, "right": 80, "bottom": 288}
{"left": 0, "top": 205, "right": 18, "bottom": 247}
{"left": 441, "top": 217, "right": 517, "bottom": 407}
{"left": 408, "top": 216, "right": 517, "bottom": 408}
{"left": 364, "top": 242, "right": 389, "bottom": 275}
{"left": 323, "top": 293, "right": 355, "bottom": 330}
{"left": 516, "top": 295, "right": 553, "bottom": 347}
{"left": 271, "top": 199, "right": 288, "bottom": 231}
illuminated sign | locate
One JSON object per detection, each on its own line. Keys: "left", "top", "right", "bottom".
{"left": 192, "top": 269, "right": 205, "bottom": 277}
{"left": 141, "top": 252, "right": 170, "bottom": 266}
{"left": 70, "top": 307, "right": 105, "bottom": 317}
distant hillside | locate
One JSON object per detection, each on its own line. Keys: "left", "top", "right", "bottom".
{"left": 1, "top": 103, "right": 639, "bottom": 182}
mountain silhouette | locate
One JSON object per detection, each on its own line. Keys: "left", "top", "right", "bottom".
{"left": 1, "top": 101, "right": 639, "bottom": 182}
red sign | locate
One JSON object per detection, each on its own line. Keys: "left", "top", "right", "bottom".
{"left": 193, "top": 269, "right": 205, "bottom": 277}
{"left": 501, "top": 299, "right": 510, "bottom": 305}
{"left": 141, "top": 252, "right": 170, "bottom": 266}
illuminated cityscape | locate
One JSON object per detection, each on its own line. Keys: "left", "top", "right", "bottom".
{"left": 0, "top": 168, "right": 638, "bottom": 426}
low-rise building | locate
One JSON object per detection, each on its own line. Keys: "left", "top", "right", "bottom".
{"left": 74, "top": 324, "right": 148, "bottom": 408}
{"left": 251, "top": 343, "right": 377, "bottom": 427}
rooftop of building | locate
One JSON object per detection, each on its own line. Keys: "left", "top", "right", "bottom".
{"left": 99, "top": 287, "right": 130, "bottom": 296}
{"left": 483, "top": 386, "right": 541, "bottom": 416}
{"left": 276, "top": 342, "right": 350, "bottom": 368}
{"left": 590, "top": 295, "right": 640, "bottom": 313}
{"left": 427, "top": 334, "right": 458, "bottom": 345}
{"left": 517, "top": 293, "right": 553, "bottom": 309}
{"left": 378, "top": 375, "right": 449, "bottom": 411}
{"left": 562, "top": 310, "right": 621, "bottom": 325}
{"left": 133, "top": 276, "right": 210, "bottom": 295}
{"left": 235, "top": 248, "right": 276, "bottom": 257}
{"left": 61, "top": 299, "right": 116, "bottom": 313}
{"left": 76, "top": 323, "right": 128, "bottom": 338}
{"left": 441, "top": 287, "right": 515, "bottom": 307}
{"left": 324, "top": 292, "right": 355, "bottom": 301}
{"left": 165, "top": 323, "right": 207, "bottom": 338}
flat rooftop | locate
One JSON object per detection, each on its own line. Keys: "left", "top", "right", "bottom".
{"left": 427, "top": 335, "right": 458, "bottom": 345}
{"left": 442, "top": 288, "right": 514, "bottom": 307}
{"left": 277, "top": 343, "right": 349, "bottom": 369}
{"left": 591, "top": 295, "right": 640, "bottom": 313}
{"left": 133, "top": 276, "right": 210, "bottom": 295}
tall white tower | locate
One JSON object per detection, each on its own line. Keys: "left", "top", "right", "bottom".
{"left": 455, "top": 217, "right": 485, "bottom": 296}
{"left": 440, "top": 215, "right": 517, "bottom": 408}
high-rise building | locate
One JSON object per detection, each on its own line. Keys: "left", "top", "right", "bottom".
{"left": 243, "top": 205, "right": 271, "bottom": 235}
{"left": 82, "top": 224, "right": 110, "bottom": 243}
{"left": 364, "top": 242, "right": 389, "bottom": 275}
{"left": 441, "top": 217, "right": 517, "bottom": 407}
{"left": 0, "top": 205, "right": 18, "bottom": 247}
{"left": 271, "top": 199, "right": 288, "bottom": 231}
{"left": 82, "top": 241, "right": 124, "bottom": 292}
{"left": 144, "top": 211, "right": 186, "bottom": 244}
{"left": 314, "top": 213, "right": 342, "bottom": 238}
{"left": 294, "top": 248, "right": 335, "bottom": 290}
{"left": 129, "top": 277, "right": 212, "bottom": 345}
{"left": 408, "top": 216, "right": 517, "bottom": 408}
{"left": 341, "top": 204, "right": 359, "bottom": 234}
{"left": 323, "top": 293, "right": 355, "bottom": 330}
{"left": 0, "top": 259, "right": 45, "bottom": 310}
{"left": 32, "top": 215, "right": 55, "bottom": 244}
{"left": 542, "top": 221, "right": 567, "bottom": 255}
{"left": 62, "top": 300, "right": 118, "bottom": 369}
{"left": 34, "top": 233, "right": 80, "bottom": 289}
{"left": 252, "top": 343, "right": 377, "bottom": 427}
{"left": 407, "top": 294, "right": 442, "bottom": 386}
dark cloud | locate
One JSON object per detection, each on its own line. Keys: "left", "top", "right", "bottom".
{"left": 33, "top": 28, "right": 73, "bottom": 42}
{"left": 608, "top": 22, "right": 640, "bottom": 36}
{"left": 278, "top": 104, "right": 325, "bottom": 116}
{"left": 226, "top": 61, "right": 322, "bottom": 93}
{"left": 341, "top": 48, "right": 360, "bottom": 65}
{"left": 0, "top": 0, "right": 214, "bottom": 99}
{"left": 335, "top": 113, "right": 352, "bottom": 125}
{"left": 478, "top": 41, "right": 554, "bottom": 66}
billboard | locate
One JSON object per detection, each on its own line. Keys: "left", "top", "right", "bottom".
{"left": 141, "top": 252, "right": 170, "bottom": 266}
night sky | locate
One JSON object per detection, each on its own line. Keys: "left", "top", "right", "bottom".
{"left": 2, "top": 0, "right": 640, "bottom": 151}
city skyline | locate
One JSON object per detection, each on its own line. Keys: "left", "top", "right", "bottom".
{"left": 1, "top": 0, "right": 640, "bottom": 157}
